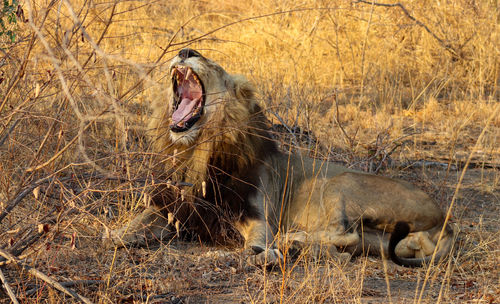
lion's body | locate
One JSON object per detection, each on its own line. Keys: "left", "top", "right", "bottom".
{"left": 107, "top": 49, "right": 455, "bottom": 267}
{"left": 272, "top": 155, "right": 444, "bottom": 234}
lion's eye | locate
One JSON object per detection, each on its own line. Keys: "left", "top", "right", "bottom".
{"left": 178, "top": 48, "right": 201, "bottom": 60}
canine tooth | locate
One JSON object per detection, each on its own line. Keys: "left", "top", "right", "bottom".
{"left": 168, "top": 213, "right": 174, "bottom": 225}
{"left": 167, "top": 179, "right": 171, "bottom": 188}
{"left": 171, "top": 69, "right": 176, "bottom": 77}
{"left": 202, "top": 181, "right": 206, "bottom": 198}
{"left": 181, "top": 189, "right": 185, "bottom": 201}
{"left": 185, "top": 68, "right": 192, "bottom": 80}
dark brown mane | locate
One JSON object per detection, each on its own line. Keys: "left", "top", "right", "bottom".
{"left": 151, "top": 97, "right": 280, "bottom": 244}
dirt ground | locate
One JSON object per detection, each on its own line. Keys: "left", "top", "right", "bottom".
{"left": 1, "top": 166, "right": 497, "bottom": 303}
{"left": 1, "top": 1, "right": 499, "bottom": 302}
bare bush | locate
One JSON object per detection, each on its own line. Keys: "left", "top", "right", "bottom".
{"left": 0, "top": 0, "right": 497, "bottom": 302}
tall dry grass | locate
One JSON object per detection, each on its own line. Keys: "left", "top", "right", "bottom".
{"left": 0, "top": 0, "right": 498, "bottom": 303}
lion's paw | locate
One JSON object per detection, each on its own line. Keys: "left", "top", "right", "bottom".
{"left": 102, "top": 208, "right": 174, "bottom": 248}
{"left": 245, "top": 246, "right": 283, "bottom": 266}
{"left": 102, "top": 226, "right": 146, "bottom": 248}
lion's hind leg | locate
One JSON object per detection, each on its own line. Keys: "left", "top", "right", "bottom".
{"left": 395, "top": 227, "right": 457, "bottom": 259}
{"left": 394, "top": 231, "right": 437, "bottom": 258}
{"left": 389, "top": 222, "right": 456, "bottom": 267}
{"left": 349, "top": 229, "right": 438, "bottom": 259}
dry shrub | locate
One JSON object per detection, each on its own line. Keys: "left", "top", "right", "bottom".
{"left": 0, "top": 0, "right": 498, "bottom": 303}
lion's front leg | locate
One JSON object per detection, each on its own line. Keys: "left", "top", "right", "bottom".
{"left": 235, "top": 218, "right": 283, "bottom": 266}
{"left": 104, "top": 205, "right": 174, "bottom": 247}
{"left": 281, "top": 230, "right": 355, "bottom": 262}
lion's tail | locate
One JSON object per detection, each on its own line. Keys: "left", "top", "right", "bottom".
{"left": 389, "top": 221, "right": 455, "bottom": 268}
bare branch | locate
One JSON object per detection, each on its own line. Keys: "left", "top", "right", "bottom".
{"left": 0, "top": 268, "right": 19, "bottom": 304}
{"left": 354, "top": 0, "right": 461, "bottom": 59}
{"left": 0, "top": 172, "right": 191, "bottom": 224}
{"left": 26, "top": 280, "right": 103, "bottom": 296}
{"left": 0, "top": 249, "right": 93, "bottom": 304}
{"left": 0, "top": 118, "right": 20, "bottom": 148}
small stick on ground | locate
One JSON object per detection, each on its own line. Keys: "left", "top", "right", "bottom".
{"left": 0, "top": 249, "right": 93, "bottom": 304}
{"left": 26, "top": 280, "right": 103, "bottom": 296}
{"left": 0, "top": 267, "right": 19, "bottom": 304}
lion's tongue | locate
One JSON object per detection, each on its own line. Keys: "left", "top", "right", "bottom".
{"left": 172, "top": 97, "right": 199, "bottom": 124}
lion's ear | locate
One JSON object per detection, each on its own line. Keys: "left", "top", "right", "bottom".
{"left": 232, "top": 74, "right": 256, "bottom": 101}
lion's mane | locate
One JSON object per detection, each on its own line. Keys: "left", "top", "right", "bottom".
{"left": 148, "top": 73, "right": 278, "bottom": 243}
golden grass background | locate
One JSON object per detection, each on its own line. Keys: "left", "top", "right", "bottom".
{"left": 0, "top": 0, "right": 498, "bottom": 302}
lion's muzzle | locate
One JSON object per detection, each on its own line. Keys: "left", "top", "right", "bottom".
{"left": 170, "top": 63, "right": 205, "bottom": 133}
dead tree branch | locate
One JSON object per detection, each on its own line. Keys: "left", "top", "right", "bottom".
{"left": 0, "top": 268, "right": 19, "bottom": 304}
{"left": 0, "top": 248, "right": 93, "bottom": 304}
{"left": 0, "top": 173, "right": 191, "bottom": 224}
{"left": 26, "top": 280, "right": 103, "bottom": 296}
{"left": 354, "top": 0, "right": 461, "bottom": 59}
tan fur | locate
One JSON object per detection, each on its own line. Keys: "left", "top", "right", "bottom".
{"left": 106, "top": 49, "right": 455, "bottom": 267}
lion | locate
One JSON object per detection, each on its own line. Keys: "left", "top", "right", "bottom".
{"left": 105, "top": 48, "right": 455, "bottom": 267}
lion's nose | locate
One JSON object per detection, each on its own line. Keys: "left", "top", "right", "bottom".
{"left": 178, "top": 48, "right": 201, "bottom": 60}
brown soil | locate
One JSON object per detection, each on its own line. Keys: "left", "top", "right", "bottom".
{"left": 1, "top": 167, "right": 497, "bottom": 303}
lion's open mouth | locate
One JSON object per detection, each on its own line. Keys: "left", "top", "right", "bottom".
{"left": 170, "top": 66, "right": 205, "bottom": 132}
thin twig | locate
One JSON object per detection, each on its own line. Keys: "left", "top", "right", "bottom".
{"left": 0, "top": 182, "right": 47, "bottom": 224}
{"left": 269, "top": 110, "right": 299, "bottom": 147}
{"left": 25, "top": 129, "right": 82, "bottom": 172}
{"left": 417, "top": 103, "right": 499, "bottom": 304}
{"left": 26, "top": 280, "right": 103, "bottom": 296}
{"left": 359, "top": 0, "right": 375, "bottom": 102}
{"left": 0, "top": 249, "right": 93, "bottom": 304}
{"left": 0, "top": 253, "right": 28, "bottom": 266}
{"left": 0, "top": 174, "right": 70, "bottom": 223}
{"left": 333, "top": 94, "right": 356, "bottom": 149}
{"left": 0, "top": 268, "right": 19, "bottom": 304}
{"left": 380, "top": 242, "right": 393, "bottom": 304}
{"left": 0, "top": 118, "right": 20, "bottom": 148}
{"left": 0, "top": 172, "right": 191, "bottom": 224}
{"left": 354, "top": 0, "right": 460, "bottom": 59}
{"left": 0, "top": 0, "right": 56, "bottom": 114}
{"left": 120, "top": 7, "right": 349, "bottom": 102}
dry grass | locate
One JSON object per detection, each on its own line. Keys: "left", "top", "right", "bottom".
{"left": 0, "top": 0, "right": 498, "bottom": 303}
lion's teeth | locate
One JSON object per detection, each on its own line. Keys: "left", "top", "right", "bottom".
{"left": 202, "top": 181, "right": 206, "bottom": 198}
{"left": 168, "top": 213, "right": 174, "bottom": 225}
{"left": 185, "top": 68, "right": 192, "bottom": 80}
